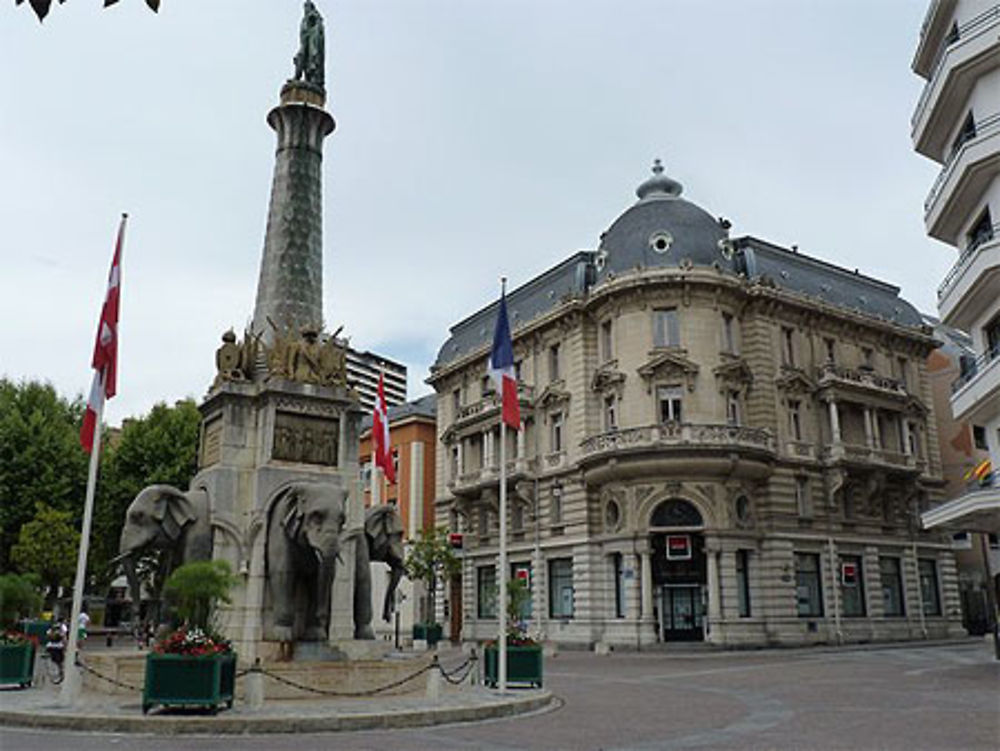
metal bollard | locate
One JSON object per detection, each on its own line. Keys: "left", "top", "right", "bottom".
{"left": 245, "top": 659, "right": 265, "bottom": 711}
{"left": 425, "top": 655, "right": 440, "bottom": 700}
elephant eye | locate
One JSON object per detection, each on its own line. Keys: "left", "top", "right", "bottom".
{"left": 308, "top": 511, "right": 325, "bottom": 524}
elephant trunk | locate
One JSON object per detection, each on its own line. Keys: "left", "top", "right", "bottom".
{"left": 315, "top": 555, "right": 337, "bottom": 637}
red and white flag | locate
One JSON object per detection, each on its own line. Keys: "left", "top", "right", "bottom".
{"left": 80, "top": 215, "right": 127, "bottom": 453}
{"left": 372, "top": 371, "right": 395, "bottom": 484}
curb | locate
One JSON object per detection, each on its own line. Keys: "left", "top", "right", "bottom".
{"left": 0, "top": 691, "right": 554, "bottom": 735}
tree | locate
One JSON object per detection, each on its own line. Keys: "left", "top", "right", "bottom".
{"left": 162, "top": 560, "right": 237, "bottom": 632}
{"left": 0, "top": 379, "right": 89, "bottom": 572}
{"left": 90, "top": 399, "right": 201, "bottom": 589}
{"left": 404, "top": 527, "right": 460, "bottom": 626}
{"left": 10, "top": 503, "right": 80, "bottom": 607}
{"left": 0, "top": 573, "right": 43, "bottom": 628}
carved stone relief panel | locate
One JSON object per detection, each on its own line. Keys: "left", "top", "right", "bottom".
{"left": 272, "top": 410, "right": 339, "bottom": 466}
{"left": 200, "top": 415, "right": 223, "bottom": 468}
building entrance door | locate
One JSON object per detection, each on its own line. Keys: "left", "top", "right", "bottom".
{"left": 660, "top": 584, "right": 703, "bottom": 641}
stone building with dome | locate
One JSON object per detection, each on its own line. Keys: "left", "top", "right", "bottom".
{"left": 428, "top": 162, "right": 966, "bottom": 648}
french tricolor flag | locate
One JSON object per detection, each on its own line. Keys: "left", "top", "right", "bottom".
{"left": 489, "top": 289, "right": 520, "bottom": 430}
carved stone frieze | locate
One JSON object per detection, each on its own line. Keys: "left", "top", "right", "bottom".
{"left": 272, "top": 411, "right": 339, "bottom": 466}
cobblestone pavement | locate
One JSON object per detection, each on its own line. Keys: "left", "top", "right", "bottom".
{"left": 2, "top": 639, "right": 997, "bottom": 750}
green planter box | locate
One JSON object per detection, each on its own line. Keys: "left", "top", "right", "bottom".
{"left": 0, "top": 643, "right": 35, "bottom": 688}
{"left": 412, "top": 623, "right": 442, "bottom": 645}
{"left": 483, "top": 644, "right": 543, "bottom": 688}
{"left": 142, "top": 653, "right": 236, "bottom": 714}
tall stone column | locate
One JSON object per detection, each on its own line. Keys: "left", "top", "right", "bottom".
{"left": 252, "top": 82, "right": 335, "bottom": 341}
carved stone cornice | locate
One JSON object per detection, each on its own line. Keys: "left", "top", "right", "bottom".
{"left": 637, "top": 348, "right": 700, "bottom": 392}
{"left": 774, "top": 366, "right": 815, "bottom": 394}
{"left": 537, "top": 381, "right": 571, "bottom": 408}
{"left": 591, "top": 360, "right": 627, "bottom": 393}
{"left": 713, "top": 356, "right": 754, "bottom": 393}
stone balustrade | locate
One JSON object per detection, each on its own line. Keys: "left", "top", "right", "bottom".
{"left": 580, "top": 422, "right": 775, "bottom": 458}
{"left": 816, "top": 363, "right": 907, "bottom": 397}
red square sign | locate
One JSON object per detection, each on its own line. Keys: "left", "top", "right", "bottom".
{"left": 666, "top": 535, "right": 691, "bottom": 560}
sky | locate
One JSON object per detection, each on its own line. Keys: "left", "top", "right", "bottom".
{"left": 1, "top": 0, "right": 952, "bottom": 426}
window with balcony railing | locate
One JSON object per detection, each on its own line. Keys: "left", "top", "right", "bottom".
{"left": 967, "top": 207, "right": 994, "bottom": 251}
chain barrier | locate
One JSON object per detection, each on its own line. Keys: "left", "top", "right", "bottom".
{"left": 74, "top": 656, "right": 143, "bottom": 692}
{"left": 249, "top": 660, "right": 434, "bottom": 697}
{"left": 437, "top": 653, "right": 476, "bottom": 686}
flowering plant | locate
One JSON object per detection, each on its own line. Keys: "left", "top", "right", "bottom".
{"left": 0, "top": 630, "right": 38, "bottom": 647}
{"left": 484, "top": 577, "right": 540, "bottom": 648}
{"left": 152, "top": 626, "right": 232, "bottom": 657}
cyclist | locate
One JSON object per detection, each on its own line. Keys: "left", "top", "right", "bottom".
{"left": 45, "top": 617, "right": 68, "bottom": 682}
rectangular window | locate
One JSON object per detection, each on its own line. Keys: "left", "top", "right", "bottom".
{"left": 795, "top": 552, "right": 823, "bottom": 617}
{"left": 987, "top": 312, "right": 1000, "bottom": 358}
{"left": 478, "top": 507, "right": 489, "bottom": 538}
{"left": 839, "top": 554, "right": 866, "bottom": 617}
{"left": 600, "top": 320, "right": 613, "bottom": 362}
{"left": 450, "top": 445, "right": 459, "bottom": 479}
{"left": 477, "top": 566, "right": 497, "bottom": 618}
{"left": 653, "top": 308, "right": 680, "bottom": 348}
{"left": 514, "top": 359, "right": 523, "bottom": 383}
{"left": 824, "top": 338, "right": 836, "bottom": 363}
{"left": 782, "top": 327, "right": 795, "bottom": 366}
{"left": 657, "top": 385, "right": 683, "bottom": 423}
{"left": 897, "top": 357, "right": 908, "bottom": 390}
{"left": 795, "top": 476, "right": 812, "bottom": 517}
{"left": 788, "top": 400, "right": 803, "bottom": 440}
{"left": 727, "top": 390, "right": 741, "bottom": 426}
{"left": 736, "top": 549, "right": 751, "bottom": 617}
{"left": 604, "top": 394, "right": 617, "bottom": 431}
{"left": 862, "top": 347, "right": 874, "bottom": 370}
{"left": 550, "top": 412, "right": 564, "bottom": 452}
{"left": 722, "top": 313, "right": 737, "bottom": 353}
{"left": 452, "top": 388, "right": 461, "bottom": 415}
{"left": 481, "top": 374, "right": 492, "bottom": 397}
{"left": 549, "top": 343, "right": 561, "bottom": 382}
{"left": 510, "top": 564, "right": 532, "bottom": 620}
{"left": 613, "top": 553, "right": 626, "bottom": 618}
{"left": 548, "top": 558, "right": 574, "bottom": 618}
{"left": 550, "top": 485, "right": 563, "bottom": 524}
{"left": 511, "top": 501, "right": 524, "bottom": 532}
{"left": 918, "top": 558, "right": 941, "bottom": 616}
{"left": 966, "top": 206, "right": 993, "bottom": 251}
{"left": 880, "top": 557, "right": 905, "bottom": 617}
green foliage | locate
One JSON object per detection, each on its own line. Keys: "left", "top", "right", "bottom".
{"left": 91, "top": 399, "right": 201, "bottom": 588}
{"left": 404, "top": 527, "right": 460, "bottom": 625}
{"left": 0, "top": 378, "right": 88, "bottom": 572}
{"left": 10, "top": 503, "right": 80, "bottom": 603}
{"left": 163, "top": 560, "right": 237, "bottom": 631}
{"left": 0, "top": 573, "right": 43, "bottom": 629}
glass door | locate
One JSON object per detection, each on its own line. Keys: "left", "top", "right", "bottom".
{"left": 662, "top": 585, "right": 703, "bottom": 641}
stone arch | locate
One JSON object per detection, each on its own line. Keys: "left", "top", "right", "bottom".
{"left": 648, "top": 498, "right": 704, "bottom": 529}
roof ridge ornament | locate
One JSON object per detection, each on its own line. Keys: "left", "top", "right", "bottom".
{"left": 636, "top": 158, "right": 683, "bottom": 200}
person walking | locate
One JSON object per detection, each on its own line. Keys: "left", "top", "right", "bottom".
{"left": 77, "top": 609, "right": 90, "bottom": 646}
{"left": 46, "top": 617, "right": 68, "bottom": 682}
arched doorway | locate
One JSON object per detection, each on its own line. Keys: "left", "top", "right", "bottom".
{"left": 649, "top": 499, "right": 705, "bottom": 642}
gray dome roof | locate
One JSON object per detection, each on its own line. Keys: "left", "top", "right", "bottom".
{"left": 596, "top": 160, "right": 734, "bottom": 280}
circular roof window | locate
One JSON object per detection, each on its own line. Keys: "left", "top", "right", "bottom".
{"left": 649, "top": 231, "right": 673, "bottom": 254}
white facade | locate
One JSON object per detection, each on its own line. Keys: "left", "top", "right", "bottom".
{"left": 345, "top": 348, "right": 407, "bottom": 412}
{"left": 914, "top": 0, "right": 1000, "bottom": 533}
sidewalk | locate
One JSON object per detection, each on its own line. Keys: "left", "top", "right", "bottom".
{"left": 0, "top": 646, "right": 553, "bottom": 735}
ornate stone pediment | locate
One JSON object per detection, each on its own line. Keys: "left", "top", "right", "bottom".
{"left": 774, "top": 367, "right": 815, "bottom": 394}
{"left": 591, "top": 360, "right": 626, "bottom": 393}
{"left": 713, "top": 357, "right": 754, "bottom": 393}
{"left": 903, "top": 395, "right": 929, "bottom": 416}
{"left": 637, "top": 349, "right": 700, "bottom": 392}
{"left": 537, "top": 381, "right": 571, "bottom": 408}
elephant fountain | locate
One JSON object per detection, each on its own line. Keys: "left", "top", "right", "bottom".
{"left": 362, "top": 505, "right": 407, "bottom": 623}
{"left": 116, "top": 484, "right": 212, "bottom": 623}
{"left": 265, "top": 481, "right": 348, "bottom": 658}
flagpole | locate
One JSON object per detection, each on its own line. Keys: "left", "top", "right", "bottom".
{"left": 498, "top": 277, "right": 508, "bottom": 695}
{"left": 61, "top": 387, "right": 104, "bottom": 706}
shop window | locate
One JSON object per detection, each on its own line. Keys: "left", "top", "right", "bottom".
{"left": 839, "top": 554, "right": 866, "bottom": 617}
{"left": 657, "top": 385, "right": 683, "bottom": 423}
{"left": 613, "top": 553, "right": 626, "bottom": 618}
{"left": 510, "top": 563, "right": 533, "bottom": 620}
{"left": 653, "top": 308, "right": 680, "bottom": 348}
{"left": 879, "top": 557, "right": 905, "bottom": 617}
{"left": 918, "top": 559, "right": 941, "bottom": 616}
{"left": 736, "top": 549, "right": 751, "bottom": 617}
{"left": 548, "top": 558, "right": 574, "bottom": 618}
{"left": 477, "top": 566, "right": 497, "bottom": 618}
{"left": 795, "top": 552, "right": 823, "bottom": 617}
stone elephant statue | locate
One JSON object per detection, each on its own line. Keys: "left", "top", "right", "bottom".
{"left": 363, "top": 505, "right": 406, "bottom": 623}
{"left": 266, "top": 481, "right": 348, "bottom": 653}
{"left": 116, "top": 484, "right": 212, "bottom": 621}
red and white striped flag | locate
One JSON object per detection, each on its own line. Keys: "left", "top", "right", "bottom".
{"left": 80, "top": 215, "right": 126, "bottom": 453}
{"left": 372, "top": 371, "right": 395, "bottom": 484}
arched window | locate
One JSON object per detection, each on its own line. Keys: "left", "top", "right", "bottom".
{"left": 650, "top": 499, "right": 703, "bottom": 528}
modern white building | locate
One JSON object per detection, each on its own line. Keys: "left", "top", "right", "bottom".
{"left": 912, "top": 1, "right": 1000, "bottom": 542}
{"left": 345, "top": 347, "right": 407, "bottom": 412}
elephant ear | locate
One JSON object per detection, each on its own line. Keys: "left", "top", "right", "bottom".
{"left": 152, "top": 488, "right": 196, "bottom": 541}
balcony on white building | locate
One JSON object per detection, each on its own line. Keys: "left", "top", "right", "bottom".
{"left": 912, "top": 0, "right": 958, "bottom": 79}
{"left": 938, "top": 229, "right": 1000, "bottom": 328}
{"left": 912, "top": 4, "right": 1000, "bottom": 159}
{"left": 951, "top": 343, "right": 1000, "bottom": 423}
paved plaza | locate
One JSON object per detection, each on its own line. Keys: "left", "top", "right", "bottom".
{"left": 2, "top": 639, "right": 997, "bottom": 750}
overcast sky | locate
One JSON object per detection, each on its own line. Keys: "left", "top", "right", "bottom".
{"left": 2, "top": 0, "right": 950, "bottom": 425}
